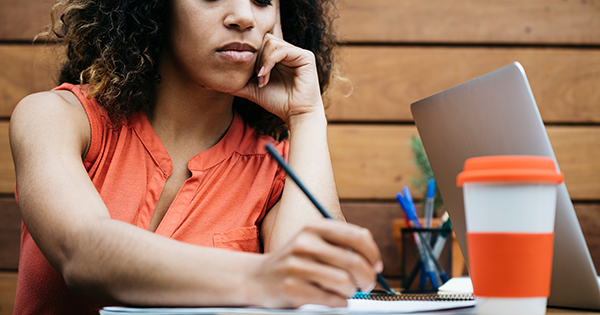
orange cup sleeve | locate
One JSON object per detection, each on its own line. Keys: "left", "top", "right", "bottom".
{"left": 467, "top": 232, "right": 554, "bottom": 297}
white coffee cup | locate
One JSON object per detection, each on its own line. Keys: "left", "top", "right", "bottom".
{"left": 457, "top": 155, "right": 563, "bottom": 315}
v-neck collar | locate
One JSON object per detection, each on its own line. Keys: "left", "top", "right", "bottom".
{"left": 130, "top": 110, "right": 244, "bottom": 174}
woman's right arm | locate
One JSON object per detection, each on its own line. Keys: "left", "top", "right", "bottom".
{"left": 9, "top": 91, "right": 266, "bottom": 306}
{"left": 10, "top": 91, "right": 380, "bottom": 308}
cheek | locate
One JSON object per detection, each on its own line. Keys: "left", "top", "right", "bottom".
{"left": 169, "top": 5, "right": 216, "bottom": 53}
{"left": 255, "top": 7, "right": 278, "bottom": 34}
{"left": 173, "top": 27, "right": 213, "bottom": 56}
{"left": 167, "top": 17, "right": 218, "bottom": 72}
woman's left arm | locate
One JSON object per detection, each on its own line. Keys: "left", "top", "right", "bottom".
{"left": 232, "top": 32, "right": 344, "bottom": 251}
{"left": 262, "top": 100, "right": 343, "bottom": 251}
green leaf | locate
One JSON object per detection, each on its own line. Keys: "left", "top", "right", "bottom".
{"left": 410, "top": 135, "right": 445, "bottom": 216}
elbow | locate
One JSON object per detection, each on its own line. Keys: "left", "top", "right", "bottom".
{"left": 61, "top": 257, "right": 121, "bottom": 303}
{"left": 51, "top": 229, "right": 96, "bottom": 294}
{"left": 61, "top": 257, "right": 94, "bottom": 295}
{"left": 57, "top": 229, "right": 119, "bottom": 301}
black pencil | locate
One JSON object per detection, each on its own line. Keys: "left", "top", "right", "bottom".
{"left": 265, "top": 143, "right": 396, "bottom": 295}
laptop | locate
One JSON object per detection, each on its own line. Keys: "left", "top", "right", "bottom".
{"left": 410, "top": 62, "right": 600, "bottom": 310}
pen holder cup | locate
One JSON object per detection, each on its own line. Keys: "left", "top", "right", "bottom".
{"left": 401, "top": 227, "right": 453, "bottom": 293}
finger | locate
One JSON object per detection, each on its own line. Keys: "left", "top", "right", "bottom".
{"left": 256, "top": 35, "right": 287, "bottom": 87}
{"left": 257, "top": 47, "right": 286, "bottom": 88}
{"left": 283, "top": 278, "right": 348, "bottom": 309}
{"left": 307, "top": 220, "right": 383, "bottom": 271}
{"left": 257, "top": 35, "right": 310, "bottom": 87}
{"left": 291, "top": 231, "right": 377, "bottom": 293}
{"left": 284, "top": 255, "right": 357, "bottom": 299}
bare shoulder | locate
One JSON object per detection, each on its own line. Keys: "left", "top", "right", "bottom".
{"left": 10, "top": 90, "right": 90, "bottom": 158}
{"left": 11, "top": 90, "right": 87, "bottom": 123}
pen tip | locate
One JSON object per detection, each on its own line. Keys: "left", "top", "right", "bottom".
{"left": 377, "top": 274, "right": 396, "bottom": 295}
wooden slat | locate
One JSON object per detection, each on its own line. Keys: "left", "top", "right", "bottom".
{"left": 0, "top": 272, "right": 17, "bottom": 315}
{"left": 1, "top": 123, "right": 599, "bottom": 199}
{"left": 2, "top": 45, "right": 599, "bottom": 123}
{"left": 0, "top": 44, "right": 60, "bottom": 117}
{"left": 0, "top": 123, "right": 13, "bottom": 194}
{"left": 337, "top": 0, "right": 600, "bottom": 45}
{"left": 329, "top": 125, "right": 420, "bottom": 200}
{"left": 0, "top": 0, "right": 54, "bottom": 41}
{"left": 328, "top": 125, "right": 600, "bottom": 200}
{"left": 0, "top": 197, "right": 20, "bottom": 270}
{"left": 575, "top": 203, "right": 600, "bottom": 275}
{"left": 326, "top": 46, "right": 600, "bottom": 123}
{"left": 546, "top": 128, "right": 600, "bottom": 200}
{"left": 0, "top": 197, "right": 598, "bottom": 278}
{"left": 3, "top": 0, "right": 600, "bottom": 45}
{"left": 344, "top": 201, "right": 600, "bottom": 278}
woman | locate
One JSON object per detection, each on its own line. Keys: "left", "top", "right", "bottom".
{"left": 9, "top": 0, "right": 383, "bottom": 313}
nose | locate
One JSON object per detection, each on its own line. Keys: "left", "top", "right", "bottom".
{"left": 224, "top": 0, "right": 256, "bottom": 31}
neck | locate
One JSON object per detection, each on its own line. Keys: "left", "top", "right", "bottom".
{"left": 149, "top": 69, "right": 235, "bottom": 156}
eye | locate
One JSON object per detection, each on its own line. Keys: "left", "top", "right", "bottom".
{"left": 253, "top": 0, "right": 272, "bottom": 6}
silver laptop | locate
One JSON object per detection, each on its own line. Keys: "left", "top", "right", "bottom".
{"left": 411, "top": 62, "right": 600, "bottom": 310}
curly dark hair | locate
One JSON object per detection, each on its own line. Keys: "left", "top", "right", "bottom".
{"left": 48, "top": 0, "right": 338, "bottom": 140}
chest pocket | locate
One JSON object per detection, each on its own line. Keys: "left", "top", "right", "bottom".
{"left": 213, "top": 225, "right": 261, "bottom": 253}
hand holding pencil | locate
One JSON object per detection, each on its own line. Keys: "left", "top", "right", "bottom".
{"left": 245, "top": 143, "right": 390, "bottom": 309}
{"left": 265, "top": 143, "right": 395, "bottom": 295}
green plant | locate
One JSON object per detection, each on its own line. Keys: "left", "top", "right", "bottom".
{"left": 410, "top": 135, "right": 444, "bottom": 217}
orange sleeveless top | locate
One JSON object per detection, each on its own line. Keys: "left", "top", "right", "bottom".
{"left": 13, "top": 83, "right": 289, "bottom": 314}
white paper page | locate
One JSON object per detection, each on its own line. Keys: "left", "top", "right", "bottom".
{"left": 100, "top": 298, "right": 475, "bottom": 314}
{"left": 344, "top": 299, "right": 474, "bottom": 313}
{"left": 438, "top": 277, "right": 474, "bottom": 294}
{"left": 100, "top": 306, "right": 342, "bottom": 314}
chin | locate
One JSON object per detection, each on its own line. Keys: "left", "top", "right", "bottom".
{"left": 207, "top": 74, "right": 253, "bottom": 93}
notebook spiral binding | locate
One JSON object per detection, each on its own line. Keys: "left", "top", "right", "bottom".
{"left": 351, "top": 292, "right": 475, "bottom": 302}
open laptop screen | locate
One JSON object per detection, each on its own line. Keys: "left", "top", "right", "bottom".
{"left": 411, "top": 62, "right": 600, "bottom": 310}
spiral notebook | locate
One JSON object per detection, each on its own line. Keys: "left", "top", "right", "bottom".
{"left": 351, "top": 291, "right": 474, "bottom": 302}
{"left": 100, "top": 292, "right": 475, "bottom": 314}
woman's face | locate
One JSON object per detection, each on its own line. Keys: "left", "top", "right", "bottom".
{"left": 162, "top": 0, "right": 279, "bottom": 93}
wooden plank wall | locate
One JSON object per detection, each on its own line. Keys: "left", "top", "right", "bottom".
{"left": 1, "top": 0, "right": 599, "bottom": 312}
{"left": 329, "top": 0, "right": 600, "bottom": 283}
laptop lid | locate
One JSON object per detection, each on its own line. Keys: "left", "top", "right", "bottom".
{"left": 410, "top": 62, "right": 600, "bottom": 310}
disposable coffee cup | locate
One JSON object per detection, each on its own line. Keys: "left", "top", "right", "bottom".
{"left": 456, "top": 155, "right": 563, "bottom": 315}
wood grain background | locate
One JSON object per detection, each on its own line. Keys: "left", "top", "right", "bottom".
{"left": 1, "top": 0, "right": 599, "bottom": 313}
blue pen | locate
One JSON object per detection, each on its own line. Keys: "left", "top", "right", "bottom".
{"left": 425, "top": 179, "right": 435, "bottom": 229}
{"left": 396, "top": 192, "right": 439, "bottom": 290}
{"left": 402, "top": 187, "right": 420, "bottom": 227}
{"left": 265, "top": 143, "right": 395, "bottom": 295}
{"left": 424, "top": 179, "right": 436, "bottom": 242}
{"left": 399, "top": 189, "right": 448, "bottom": 285}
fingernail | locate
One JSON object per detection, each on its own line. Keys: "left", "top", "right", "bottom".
{"left": 258, "top": 76, "right": 265, "bottom": 88}
{"left": 257, "top": 66, "right": 265, "bottom": 77}
{"left": 375, "top": 261, "right": 384, "bottom": 273}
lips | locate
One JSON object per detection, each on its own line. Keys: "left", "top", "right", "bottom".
{"left": 218, "top": 42, "right": 257, "bottom": 52}
{"left": 217, "top": 42, "right": 257, "bottom": 63}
